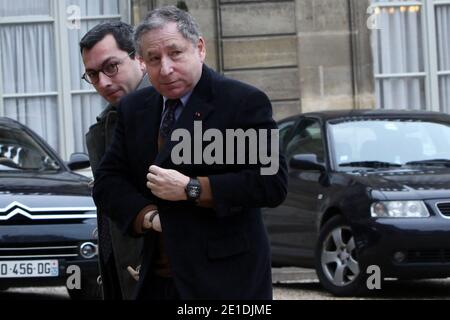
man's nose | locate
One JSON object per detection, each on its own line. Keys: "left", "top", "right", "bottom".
{"left": 160, "top": 57, "right": 173, "bottom": 76}
{"left": 97, "top": 72, "right": 112, "bottom": 88}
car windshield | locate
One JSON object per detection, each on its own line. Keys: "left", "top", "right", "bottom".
{"left": 328, "top": 119, "right": 450, "bottom": 170}
{"left": 0, "top": 124, "right": 61, "bottom": 172}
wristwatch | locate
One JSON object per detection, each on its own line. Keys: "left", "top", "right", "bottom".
{"left": 185, "top": 178, "right": 201, "bottom": 202}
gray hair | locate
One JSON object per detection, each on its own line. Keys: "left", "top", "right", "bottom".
{"left": 134, "top": 6, "right": 202, "bottom": 56}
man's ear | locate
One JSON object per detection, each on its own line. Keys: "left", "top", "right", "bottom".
{"left": 197, "top": 37, "right": 206, "bottom": 63}
{"left": 137, "top": 55, "right": 146, "bottom": 73}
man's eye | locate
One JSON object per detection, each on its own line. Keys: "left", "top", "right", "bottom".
{"left": 86, "top": 71, "right": 97, "bottom": 78}
{"left": 149, "top": 56, "right": 160, "bottom": 63}
{"left": 171, "top": 51, "right": 182, "bottom": 57}
{"left": 104, "top": 63, "right": 118, "bottom": 74}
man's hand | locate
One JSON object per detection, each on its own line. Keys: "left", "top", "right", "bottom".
{"left": 147, "top": 165, "right": 190, "bottom": 201}
{"left": 127, "top": 265, "right": 140, "bottom": 282}
{"left": 142, "top": 210, "right": 162, "bottom": 232}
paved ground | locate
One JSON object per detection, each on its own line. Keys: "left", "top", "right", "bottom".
{"left": 272, "top": 267, "right": 450, "bottom": 300}
{"left": 1, "top": 268, "right": 449, "bottom": 300}
{"left": 273, "top": 279, "right": 450, "bottom": 300}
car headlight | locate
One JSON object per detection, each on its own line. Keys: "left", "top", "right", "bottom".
{"left": 371, "top": 201, "right": 430, "bottom": 218}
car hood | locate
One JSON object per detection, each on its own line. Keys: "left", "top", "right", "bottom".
{"left": 0, "top": 172, "right": 95, "bottom": 217}
{"left": 348, "top": 167, "right": 450, "bottom": 200}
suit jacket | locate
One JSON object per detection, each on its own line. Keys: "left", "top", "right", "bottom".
{"left": 93, "top": 65, "right": 287, "bottom": 300}
{"left": 86, "top": 74, "right": 150, "bottom": 299}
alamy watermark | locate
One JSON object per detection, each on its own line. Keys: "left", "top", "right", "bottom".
{"left": 67, "top": 5, "right": 81, "bottom": 30}
{"left": 170, "top": 121, "right": 280, "bottom": 176}
{"left": 66, "top": 265, "right": 81, "bottom": 290}
{"left": 366, "top": 265, "right": 382, "bottom": 290}
{"left": 367, "top": 5, "right": 381, "bottom": 30}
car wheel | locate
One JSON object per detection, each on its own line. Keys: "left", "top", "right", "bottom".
{"left": 67, "top": 276, "right": 102, "bottom": 300}
{"left": 315, "top": 215, "right": 367, "bottom": 296}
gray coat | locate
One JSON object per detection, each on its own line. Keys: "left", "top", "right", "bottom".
{"left": 85, "top": 74, "right": 150, "bottom": 299}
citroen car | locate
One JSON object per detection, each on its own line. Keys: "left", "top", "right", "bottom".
{"left": 0, "top": 117, "right": 99, "bottom": 299}
{"left": 264, "top": 109, "right": 450, "bottom": 296}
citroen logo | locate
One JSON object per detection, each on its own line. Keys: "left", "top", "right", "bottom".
{"left": 0, "top": 201, "right": 34, "bottom": 220}
{"left": 0, "top": 201, "right": 96, "bottom": 221}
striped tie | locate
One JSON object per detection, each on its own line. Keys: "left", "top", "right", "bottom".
{"left": 160, "top": 99, "right": 181, "bottom": 141}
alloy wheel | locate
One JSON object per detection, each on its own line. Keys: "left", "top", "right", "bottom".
{"left": 320, "top": 225, "right": 360, "bottom": 287}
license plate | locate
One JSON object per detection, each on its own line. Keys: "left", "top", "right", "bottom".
{"left": 0, "top": 260, "right": 59, "bottom": 278}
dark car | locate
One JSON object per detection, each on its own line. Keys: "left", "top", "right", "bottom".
{"left": 264, "top": 109, "right": 450, "bottom": 296}
{"left": 0, "top": 117, "right": 99, "bottom": 299}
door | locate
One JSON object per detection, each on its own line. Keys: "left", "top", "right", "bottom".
{"left": 266, "top": 117, "right": 327, "bottom": 266}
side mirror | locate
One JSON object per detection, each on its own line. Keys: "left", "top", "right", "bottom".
{"left": 289, "top": 154, "right": 325, "bottom": 171}
{"left": 67, "top": 153, "right": 90, "bottom": 171}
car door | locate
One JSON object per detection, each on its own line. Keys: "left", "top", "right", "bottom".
{"left": 263, "top": 118, "right": 297, "bottom": 261}
{"left": 266, "top": 117, "right": 327, "bottom": 265}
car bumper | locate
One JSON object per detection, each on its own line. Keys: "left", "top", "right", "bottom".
{"left": 355, "top": 216, "right": 450, "bottom": 279}
{"left": 0, "top": 219, "right": 99, "bottom": 288}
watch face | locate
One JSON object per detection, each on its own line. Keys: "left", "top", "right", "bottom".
{"left": 188, "top": 185, "right": 200, "bottom": 198}
{"left": 189, "top": 186, "right": 200, "bottom": 197}
{"left": 186, "top": 179, "right": 201, "bottom": 201}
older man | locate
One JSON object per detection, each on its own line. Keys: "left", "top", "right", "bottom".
{"left": 93, "top": 7, "right": 287, "bottom": 300}
{"left": 80, "top": 21, "right": 149, "bottom": 300}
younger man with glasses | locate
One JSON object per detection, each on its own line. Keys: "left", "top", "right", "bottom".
{"left": 80, "top": 21, "right": 149, "bottom": 300}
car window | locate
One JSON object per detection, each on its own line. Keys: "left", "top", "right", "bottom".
{"left": 278, "top": 119, "right": 296, "bottom": 150}
{"left": 285, "top": 119, "right": 325, "bottom": 162}
{"left": 0, "top": 125, "right": 60, "bottom": 172}
{"left": 329, "top": 119, "right": 450, "bottom": 168}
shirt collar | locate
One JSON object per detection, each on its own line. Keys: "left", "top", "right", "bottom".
{"left": 162, "top": 91, "right": 193, "bottom": 110}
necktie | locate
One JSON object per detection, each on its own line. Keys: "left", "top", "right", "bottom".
{"left": 160, "top": 99, "right": 181, "bottom": 141}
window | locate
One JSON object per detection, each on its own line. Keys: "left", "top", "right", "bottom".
{"left": 435, "top": 2, "right": 450, "bottom": 113}
{"left": 0, "top": 0, "right": 130, "bottom": 158}
{"left": 0, "top": 0, "right": 59, "bottom": 152}
{"left": 329, "top": 119, "right": 450, "bottom": 167}
{"left": 66, "top": 0, "right": 125, "bottom": 154}
{"left": 278, "top": 119, "right": 296, "bottom": 151}
{"left": 371, "top": 0, "right": 450, "bottom": 112}
{"left": 285, "top": 119, "right": 325, "bottom": 163}
{"left": 0, "top": 123, "right": 61, "bottom": 172}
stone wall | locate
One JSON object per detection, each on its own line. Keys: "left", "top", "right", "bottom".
{"left": 296, "top": 0, "right": 374, "bottom": 112}
{"left": 218, "top": 0, "right": 301, "bottom": 120}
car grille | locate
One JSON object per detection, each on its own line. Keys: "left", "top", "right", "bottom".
{"left": 406, "top": 249, "right": 450, "bottom": 264}
{"left": 0, "top": 244, "right": 79, "bottom": 260}
{"left": 0, "top": 216, "right": 88, "bottom": 225}
{"left": 436, "top": 202, "right": 450, "bottom": 217}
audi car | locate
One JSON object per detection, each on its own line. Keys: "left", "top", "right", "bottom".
{"left": 0, "top": 117, "right": 99, "bottom": 299}
{"left": 264, "top": 109, "right": 450, "bottom": 296}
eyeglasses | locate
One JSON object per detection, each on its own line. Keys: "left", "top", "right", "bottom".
{"left": 82, "top": 51, "right": 135, "bottom": 85}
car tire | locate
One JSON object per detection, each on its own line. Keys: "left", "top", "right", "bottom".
{"left": 67, "top": 276, "right": 102, "bottom": 300}
{"left": 315, "top": 215, "right": 367, "bottom": 296}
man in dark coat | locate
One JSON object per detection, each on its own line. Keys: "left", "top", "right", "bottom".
{"left": 80, "top": 22, "right": 149, "bottom": 300}
{"left": 93, "top": 6, "right": 287, "bottom": 300}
